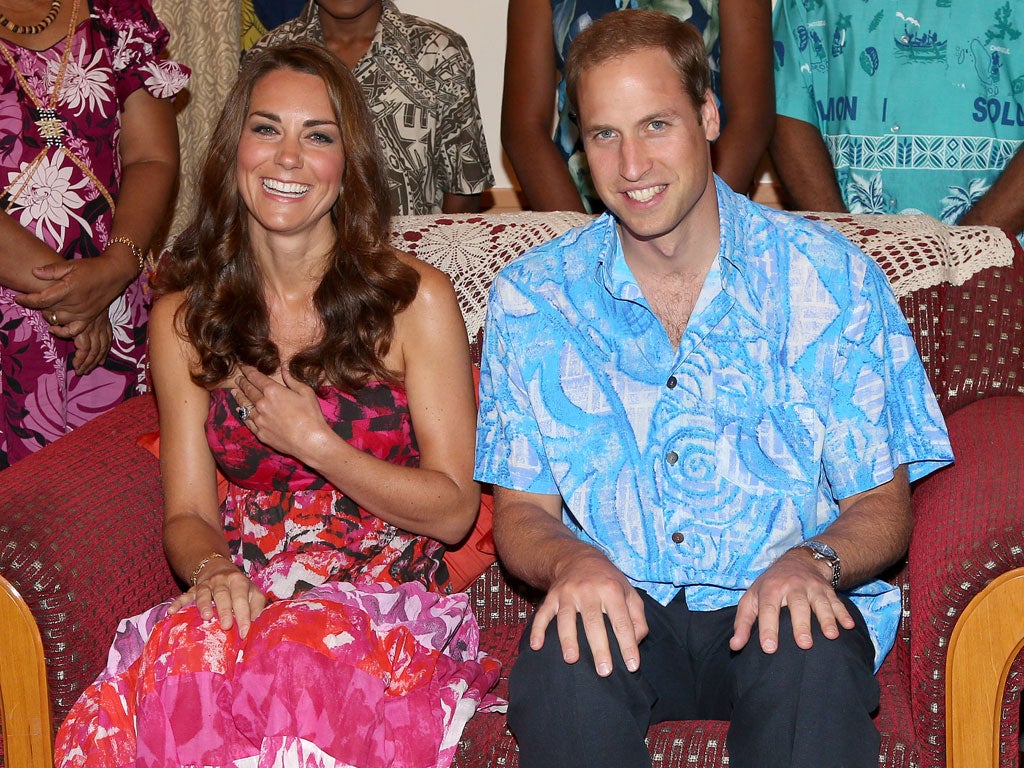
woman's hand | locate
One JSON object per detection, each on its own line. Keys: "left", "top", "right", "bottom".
{"left": 233, "top": 366, "right": 334, "bottom": 463}
{"left": 69, "top": 312, "right": 112, "bottom": 375}
{"left": 168, "top": 556, "right": 267, "bottom": 639}
{"left": 16, "top": 254, "right": 135, "bottom": 338}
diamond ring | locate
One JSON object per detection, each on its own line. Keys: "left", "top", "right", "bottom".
{"left": 235, "top": 404, "right": 252, "bottom": 421}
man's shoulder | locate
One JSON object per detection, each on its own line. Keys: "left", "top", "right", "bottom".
{"left": 493, "top": 215, "right": 609, "bottom": 293}
{"left": 249, "top": 16, "right": 315, "bottom": 53}
{"left": 730, "top": 197, "right": 871, "bottom": 273}
{"left": 385, "top": 3, "right": 473, "bottom": 59}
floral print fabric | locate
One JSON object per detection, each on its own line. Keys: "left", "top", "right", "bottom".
{"left": 0, "top": 0, "right": 189, "bottom": 467}
{"left": 55, "top": 382, "right": 500, "bottom": 768}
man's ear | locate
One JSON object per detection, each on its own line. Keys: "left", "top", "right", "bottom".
{"left": 700, "top": 89, "right": 721, "bottom": 142}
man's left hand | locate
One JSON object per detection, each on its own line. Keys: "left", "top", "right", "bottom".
{"left": 729, "top": 548, "right": 856, "bottom": 654}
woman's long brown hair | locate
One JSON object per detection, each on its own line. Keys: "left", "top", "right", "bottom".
{"left": 155, "top": 42, "right": 419, "bottom": 392}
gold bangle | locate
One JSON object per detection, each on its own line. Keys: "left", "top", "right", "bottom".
{"left": 107, "top": 235, "right": 145, "bottom": 274}
{"left": 189, "top": 552, "right": 226, "bottom": 587}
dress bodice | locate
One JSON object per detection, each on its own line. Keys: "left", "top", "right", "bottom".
{"left": 206, "top": 382, "right": 420, "bottom": 493}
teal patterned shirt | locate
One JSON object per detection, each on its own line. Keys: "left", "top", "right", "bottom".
{"left": 474, "top": 179, "right": 953, "bottom": 669}
{"left": 774, "top": 0, "right": 1024, "bottom": 238}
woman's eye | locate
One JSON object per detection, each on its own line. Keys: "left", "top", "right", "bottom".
{"left": 252, "top": 123, "right": 277, "bottom": 136}
{"left": 309, "top": 132, "right": 334, "bottom": 144}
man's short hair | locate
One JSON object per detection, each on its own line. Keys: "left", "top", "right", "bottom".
{"left": 565, "top": 9, "right": 711, "bottom": 117}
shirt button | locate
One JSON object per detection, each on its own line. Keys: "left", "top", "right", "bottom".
{"left": 666, "top": 375, "right": 677, "bottom": 389}
{"left": 666, "top": 450, "right": 679, "bottom": 465}
{"left": 891, "top": 124, "right": 900, "bottom": 133}
{"left": 671, "top": 531, "right": 685, "bottom": 544}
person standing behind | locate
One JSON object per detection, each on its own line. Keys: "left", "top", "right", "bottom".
{"left": 502, "top": 0, "right": 774, "bottom": 212}
{"left": 771, "top": 0, "right": 1024, "bottom": 238}
{"left": 477, "top": 10, "right": 953, "bottom": 767}
{"left": 251, "top": 0, "right": 493, "bottom": 215}
{"left": 0, "top": 0, "right": 187, "bottom": 467}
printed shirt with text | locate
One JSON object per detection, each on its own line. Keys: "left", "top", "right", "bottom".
{"left": 474, "top": 179, "right": 953, "bottom": 670}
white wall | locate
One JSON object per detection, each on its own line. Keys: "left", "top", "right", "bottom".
{"left": 399, "top": 0, "right": 514, "bottom": 189}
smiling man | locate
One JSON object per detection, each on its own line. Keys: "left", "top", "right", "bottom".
{"left": 474, "top": 10, "right": 954, "bottom": 768}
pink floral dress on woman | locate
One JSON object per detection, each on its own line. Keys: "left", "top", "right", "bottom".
{"left": 55, "top": 383, "right": 501, "bottom": 768}
{"left": 0, "top": 0, "right": 188, "bottom": 467}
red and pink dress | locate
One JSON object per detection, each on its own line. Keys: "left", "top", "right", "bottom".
{"left": 54, "top": 382, "right": 501, "bottom": 768}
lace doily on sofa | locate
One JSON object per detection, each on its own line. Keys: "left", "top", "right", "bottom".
{"left": 806, "top": 213, "right": 1015, "bottom": 298}
{"left": 391, "top": 212, "right": 592, "bottom": 342}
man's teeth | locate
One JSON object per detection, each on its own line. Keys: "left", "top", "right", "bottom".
{"left": 626, "top": 185, "right": 665, "bottom": 203}
{"left": 263, "top": 179, "right": 310, "bottom": 196}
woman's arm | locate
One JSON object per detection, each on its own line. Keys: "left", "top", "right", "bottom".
{"left": 235, "top": 260, "right": 480, "bottom": 545}
{"left": 150, "top": 293, "right": 266, "bottom": 637}
{"left": 712, "top": 0, "right": 775, "bottom": 195}
{"left": 501, "top": 0, "right": 586, "bottom": 212}
{"left": 17, "top": 89, "right": 180, "bottom": 336}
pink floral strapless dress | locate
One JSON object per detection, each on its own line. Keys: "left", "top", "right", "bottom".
{"left": 54, "top": 382, "right": 501, "bottom": 768}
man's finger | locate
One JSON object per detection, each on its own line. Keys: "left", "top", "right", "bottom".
{"left": 576, "top": 604, "right": 614, "bottom": 675}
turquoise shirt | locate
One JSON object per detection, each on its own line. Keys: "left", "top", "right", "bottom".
{"left": 474, "top": 179, "right": 953, "bottom": 670}
{"left": 774, "top": 0, "right": 1024, "bottom": 234}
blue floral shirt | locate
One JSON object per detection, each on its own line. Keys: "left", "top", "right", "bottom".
{"left": 475, "top": 178, "right": 953, "bottom": 669}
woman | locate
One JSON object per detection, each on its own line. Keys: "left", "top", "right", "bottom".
{"left": 501, "top": 0, "right": 774, "bottom": 212}
{"left": 55, "top": 42, "right": 497, "bottom": 767}
{"left": 0, "top": 0, "right": 187, "bottom": 466}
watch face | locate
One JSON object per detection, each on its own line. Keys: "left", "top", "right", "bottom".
{"left": 802, "top": 539, "right": 838, "bottom": 561}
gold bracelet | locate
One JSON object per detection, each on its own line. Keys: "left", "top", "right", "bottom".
{"left": 107, "top": 235, "right": 145, "bottom": 274}
{"left": 189, "top": 552, "right": 226, "bottom": 587}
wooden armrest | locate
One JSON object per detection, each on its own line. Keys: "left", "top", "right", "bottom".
{"left": 0, "top": 574, "right": 53, "bottom": 768}
{"left": 946, "top": 568, "right": 1024, "bottom": 768}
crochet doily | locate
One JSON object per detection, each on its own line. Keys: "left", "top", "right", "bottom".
{"left": 390, "top": 211, "right": 1015, "bottom": 342}
{"left": 806, "top": 212, "right": 1015, "bottom": 297}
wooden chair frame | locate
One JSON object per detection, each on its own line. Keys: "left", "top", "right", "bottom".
{"left": 0, "top": 574, "right": 52, "bottom": 768}
{"left": 946, "top": 567, "right": 1024, "bottom": 768}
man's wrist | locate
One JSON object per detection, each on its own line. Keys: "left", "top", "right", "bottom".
{"left": 791, "top": 539, "right": 842, "bottom": 590}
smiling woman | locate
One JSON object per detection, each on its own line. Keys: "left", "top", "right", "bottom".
{"left": 53, "top": 42, "right": 498, "bottom": 768}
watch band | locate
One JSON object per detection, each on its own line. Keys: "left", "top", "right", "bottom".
{"left": 795, "top": 539, "right": 841, "bottom": 590}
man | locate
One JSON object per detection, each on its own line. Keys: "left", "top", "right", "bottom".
{"left": 771, "top": 0, "right": 1024, "bottom": 238}
{"left": 474, "top": 10, "right": 953, "bottom": 768}
{"left": 251, "top": 0, "right": 493, "bottom": 216}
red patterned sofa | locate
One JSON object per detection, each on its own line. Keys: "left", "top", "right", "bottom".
{"left": 1, "top": 212, "right": 1023, "bottom": 768}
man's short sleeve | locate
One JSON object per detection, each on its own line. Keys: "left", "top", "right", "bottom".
{"left": 474, "top": 277, "right": 558, "bottom": 494}
{"left": 435, "top": 34, "right": 494, "bottom": 196}
{"left": 772, "top": 0, "right": 820, "bottom": 125}
{"left": 822, "top": 259, "right": 953, "bottom": 497}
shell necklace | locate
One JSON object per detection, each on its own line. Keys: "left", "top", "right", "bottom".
{"left": 0, "top": 0, "right": 61, "bottom": 36}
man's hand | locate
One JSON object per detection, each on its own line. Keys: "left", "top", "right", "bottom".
{"left": 730, "top": 547, "right": 855, "bottom": 654}
{"left": 530, "top": 548, "right": 648, "bottom": 677}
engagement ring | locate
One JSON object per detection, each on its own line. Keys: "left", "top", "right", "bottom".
{"left": 235, "top": 404, "right": 252, "bottom": 421}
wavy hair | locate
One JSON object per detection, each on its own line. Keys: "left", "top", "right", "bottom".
{"left": 565, "top": 10, "right": 711, "bottom": 118}
{"left": 155, "top": 42, "right": 419, "bottom": 391}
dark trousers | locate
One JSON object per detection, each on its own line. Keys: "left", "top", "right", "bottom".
{"left": 507, "top": 589, "right": 880, "bottom": 768}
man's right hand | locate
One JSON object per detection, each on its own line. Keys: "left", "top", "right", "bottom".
{"left": 530, "top": 548, "right": 648, "bottom": 677}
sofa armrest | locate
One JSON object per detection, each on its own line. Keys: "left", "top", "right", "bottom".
{"left": 905, "top": 395, "right": 1024, "bottom": 765}
{"left": 0, "top": 394, "right": 176, "bottom": 728}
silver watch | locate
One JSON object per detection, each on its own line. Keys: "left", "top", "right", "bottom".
{"left": 795, "top": 539, "right": 841, "bottom": 590}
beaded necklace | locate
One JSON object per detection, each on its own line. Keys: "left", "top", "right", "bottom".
{"left": 0, "top": 0, "right": 61, "bottom": 36}
{"left": 0, "top": 0, "right": 115, "bottom": 215}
